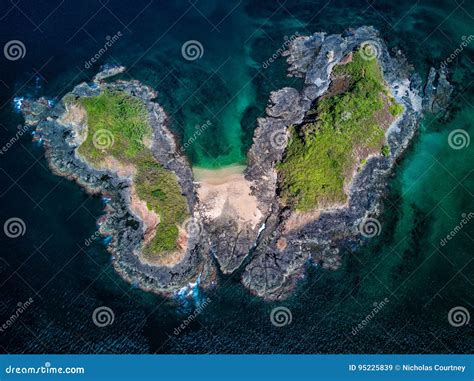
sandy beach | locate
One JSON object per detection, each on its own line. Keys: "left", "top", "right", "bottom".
{"left": 194, "top": 165, "right": 263, "bottom": 229}
{"left": 193, "top": 165, "right": 246, "bottom": 184}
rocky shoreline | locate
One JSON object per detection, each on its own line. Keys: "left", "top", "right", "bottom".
{"left": 242, "top": 26, "right": 452, "bottom": 300}
{"left": 20, "top": 26, "right": 451, "bottom": 301}
{"left": 21, "top": 71, "right": 216, "bottom": 297}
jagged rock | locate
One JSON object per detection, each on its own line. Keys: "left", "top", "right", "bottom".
{"left": 93, "top": 64, "right": 126, "bottom": 82}
{"left": 21, "top": 68, "right": 214, "bottom": 297}
{"left": 241, "top": 26, "right": 450, "bottom": 300}
{"left": 20, "top": 26, "right": 452, "bottom": 301}
{"left": 423, "top": 66, "right": 453, "bottom": 113}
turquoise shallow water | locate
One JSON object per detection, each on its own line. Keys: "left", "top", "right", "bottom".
{"left": 0, "top": 0, "right": 472, "bottom": 353}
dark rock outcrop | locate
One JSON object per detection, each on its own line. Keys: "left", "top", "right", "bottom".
{"left": 21, "top": 26, "right": 451, "bottom": 301}
{"left": 21, "top": 72, "right": 215, "bottom": 297}
{"left": 423, "top": 66, "right": 454, "bottom": 113}
{"left": 241, "top": 26, "right": 451, "bottom": 300}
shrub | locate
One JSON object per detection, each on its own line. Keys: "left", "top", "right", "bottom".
{"left": 77, "top": 91, "right": 189, "bottom": 255}
{"left": 278, "top": 48, "right": 401, "bottom": 211}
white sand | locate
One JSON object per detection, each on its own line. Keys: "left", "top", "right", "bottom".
{"left": 194, "top": 165, "right": 263, "bottom": 229}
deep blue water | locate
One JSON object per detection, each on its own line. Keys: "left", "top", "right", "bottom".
{"left": 0, "top": 0, "right": 472, "bottom": 353}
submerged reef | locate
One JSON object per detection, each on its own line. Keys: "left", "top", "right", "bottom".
{"left": 21, "top": 26, "right": 451, "bottom": 300}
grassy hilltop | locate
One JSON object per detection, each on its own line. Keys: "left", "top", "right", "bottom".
{"left": 77, "top": 91, "right": 189, "bottom": 254}
{"left": 278, "top": 48, "right": 403, "bottom": 211}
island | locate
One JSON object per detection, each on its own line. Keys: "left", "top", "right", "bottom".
{"left": 20, "top": 26, "right": 451, "bottom": 301}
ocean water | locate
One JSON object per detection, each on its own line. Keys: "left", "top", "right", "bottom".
{"left": 0, "top": 0, "right": 472, "bottom": 353}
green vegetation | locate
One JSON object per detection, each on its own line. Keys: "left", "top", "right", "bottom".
{"left": 77, "top": 91, "right": 189, "bottom": 254}
{"left": 135, "top": 154, "right": 188, "bottom": 252}
{"left": 389, "top": 103, "right": 404, "bottom": 117}
{"left": 381, "top": 145, "right": 390, "bottom": 157}
{"left": 278, "top": 48, "right": 403, "bottom": 211}
{"left": 78, "top": 91, "right": 151, "bottom": 161}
